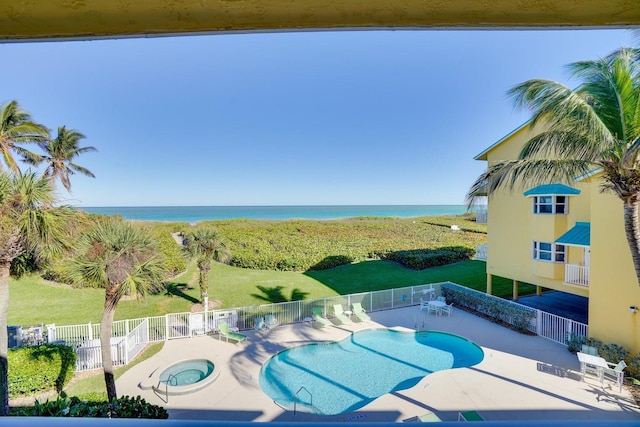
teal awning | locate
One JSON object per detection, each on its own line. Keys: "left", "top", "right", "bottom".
{"left": 555, "top": 222, "right": 590, "bottom": 247}
{"left": 523, "top": 184, "right": 580, "bottom": 197}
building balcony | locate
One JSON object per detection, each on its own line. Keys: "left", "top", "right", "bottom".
{"left": 565, "top": 263, "right": 589, "bottom": 286}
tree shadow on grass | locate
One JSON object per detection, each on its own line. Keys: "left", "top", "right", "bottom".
{"left": 164, "top": 283, "right": 199, "bottom": 304}
{"left": 251, "top": 285, "right": 309, "bottom": 304}
{"left": 29, "top": 344, "right": 76, "bottom": 392}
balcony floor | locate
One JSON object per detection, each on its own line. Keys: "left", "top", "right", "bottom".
{"left": 517, "top": 291, "right": 588, "bottom": 324}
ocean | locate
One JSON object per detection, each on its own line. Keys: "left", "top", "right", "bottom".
{"left": 77, "top": 205, "right": 469, "bottom": 223}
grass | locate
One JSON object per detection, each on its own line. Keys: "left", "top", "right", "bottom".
{"left": 9, "top": 259, "right": 532, "bottom": 326}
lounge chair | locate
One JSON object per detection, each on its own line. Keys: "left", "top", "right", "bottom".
{"left": 458, "top": 410, "right": 484, "bottom": 421}
{"left": 265, "top": 314, "right": 279, "bottom": 329}
{"left": 312, "top": 307, "right": 332, "bottom": 329}
{"left": 603, "top": 360, "right": 627, "bottom": 393}
{"left": 218, "top": 322, "right": 247, "bottom": 344}
{"left": 402, "top": 411, "right": 441, "bottom": 422}
{"left": 351, "top": 302, "right": 371, "bottom": 322}
{"left": 332, "top": 304, "right": 353, "bottom": 325}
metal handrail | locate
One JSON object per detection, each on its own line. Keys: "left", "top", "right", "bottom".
{"left": 293, "top": 386, "right": 312, "bottom": 416}
{"left": 157, "top": 373, "right": 178, "bottom": 403}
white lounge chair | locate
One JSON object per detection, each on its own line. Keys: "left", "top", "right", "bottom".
{"left": 265, "top": 314, "right": 279, "bottom": 329}
{"left": 254, "top": 317, "right": 266, "bottom": 332}
{"left": 332, "top": 304, "right": 353, "bottom": 325}
{"left": 351, "top": 302, "right": 371, "bottom": 322}
{"left": 312, "top": 307, "right": 332, "bottom": 329}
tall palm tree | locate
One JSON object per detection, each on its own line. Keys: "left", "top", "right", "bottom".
{"left": 26, "top": 126, "right": 97, "bottom": 192}
{"left": 0, "top": 171, "right": 70, "bottom": 416}
{"left": 67, "top": 219, "right": 166, "bottom": 402}
{"left": 467, "top": 47, "right": 640, "bottom": 284}
{"left": 0, "top": 101, "right": 49, "bottom": 175}
{"left": 183, "top": 228, "right": 230, "bottom": 310}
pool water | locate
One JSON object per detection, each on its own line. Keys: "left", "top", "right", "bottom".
{"left": 259, "top": 329, "right": 484, "bottom": 415}
{"left": 160, "top": 359, "right": 215, "bottom": 386}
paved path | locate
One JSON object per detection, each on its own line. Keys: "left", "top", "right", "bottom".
{"left": 117, "top": 306, "right": 640, "bottom": 422}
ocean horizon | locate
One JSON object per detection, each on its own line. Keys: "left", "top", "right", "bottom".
{"left": 76, "top": 205, "right": 471, "bottom": 223}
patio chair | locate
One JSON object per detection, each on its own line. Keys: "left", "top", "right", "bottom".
{"left": 351, "top": 302, "right": 371, "bottom": 322}
{"left": 312, "top": 307, "right": 332, "bottom": 329}
{"left": 218, "top": 322, "right": 247, "bottom": 344}
{"left": 440, "top": 303, "right": 453, "bottom": 317}
{"left": 419, "top": 298, "right": 430, "bottom": 312}
{"left": 265, "top": 314, "right": 279, "bottom": 329}
{"left": 427, "top": 302, "right": 439, "bottom": 315}
{"left": 332, "top": 304, "right": 353, "bottom": 325}
{"left": 603, "top": 360, "right": 627, "bottom": 393}
{"left": 580, "top": 344, "right": 600, "bottom": 376}
{"left": 458, "top": 410, "right": 484, "bottom": 421}
{"left": 437, "top": 296, "right": 446, "bottom": 303}
{"left": 254, "top": 317, "right": 266, "bottom": 332}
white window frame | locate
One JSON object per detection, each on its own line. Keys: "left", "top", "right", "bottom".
{"left": 533, "top": 241, "right": 566, "bottom": 263}
{"left": 533, "top": 195, "right": 567, "bottom": 214}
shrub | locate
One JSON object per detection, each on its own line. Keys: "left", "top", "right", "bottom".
{"left": 13, "top": 395, "right": 168, "bottom": 419}
{"left": 383, "top": 247, "right": 474, "bottom": 270}
{"left": 8, "top": 344, "right": 76, "bottom": 398}
{"left": 599, "top": 343, "right": 630, "bottom": 364}
{"left": 627, "top": 353, "right": 640, "bottom": 378}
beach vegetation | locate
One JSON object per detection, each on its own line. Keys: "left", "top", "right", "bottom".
{"left": 8, "top": 344, "right": 75, "bottom": 398}
{"left": 64, "top": 219, "right": 166, "bottom": 403}
{"left": 0, "top": 100, "right": 49, "bottom": 175}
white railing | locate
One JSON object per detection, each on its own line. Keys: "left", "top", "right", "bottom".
{"left": 475, "top": 244, "right": 487, "bottom": 260}
{"left": 565, "top": 264, "right": 589, "bottom": 286}
{"left": 537, "top": 310, "right": 588, "bottom": 345}
{"left": 44, "top": 281, "right": 586, "bottom": 371}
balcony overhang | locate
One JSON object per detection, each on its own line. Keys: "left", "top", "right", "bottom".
{"left": 1, "top": 1, "right": 640, "bottom": 42}
{"left": 556, "top": 222, "right": 591, "bottom": 248}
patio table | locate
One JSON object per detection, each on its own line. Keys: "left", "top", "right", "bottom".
{"left": 577, "top": 351, "right": 608, "bottom": 384}
{"left": 428, "top": 300, "right": 446, "bottom": 315}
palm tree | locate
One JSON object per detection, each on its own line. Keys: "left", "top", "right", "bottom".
{"left": 0, "top": 171, "right": 70, "bottom": 416}
{"left": 0, "top": 101, "right": 49, "bottom": 175}
{"left": 183, "top": 228, "right": 230, "bottom": 310}
{"left": 26, "top": 126, "right": 97, "bottom": 192}
{"left": 467, "top": 47, "right": 640, "bottom": 284}
{"left": 67, "top": 219, "right": 166, "bottom": 402}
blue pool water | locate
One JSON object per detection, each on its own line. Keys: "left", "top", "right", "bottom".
{"left": 259, "top": 329, "right": 484, "bottom": 415}
{"left": 159, "top": 359, "right": 215, "bottom": 386}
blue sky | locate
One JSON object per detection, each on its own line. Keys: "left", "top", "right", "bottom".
{"left": 1, "top": 29, "right": 635, "bottom": 207}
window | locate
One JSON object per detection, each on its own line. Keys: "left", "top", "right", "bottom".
{"left": 533, "top": 196, "right": 567, "bottom": 214}
{"left": 533, "top": 241, "right": 565, "bottom": 262}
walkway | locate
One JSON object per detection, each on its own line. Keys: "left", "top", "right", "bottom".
{"left": 116, "top": 306, "right": 639, "bottom": 422}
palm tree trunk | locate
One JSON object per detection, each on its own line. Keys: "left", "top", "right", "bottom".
{"left": 0, "top": 262, "right": 10, "bottom": 416}
{"left": 623, "top": 196, "right": 640, "bottom": 286}
{"left": 101, "top": 291, "right": 118, "bottom": 402}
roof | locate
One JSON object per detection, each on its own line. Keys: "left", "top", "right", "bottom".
{"left": 556, "top": 222, "right": 590, "bottom": 247}
{"left": 474, "top": 120, "right": 531, "bottom": 161}
{"left": 523, "top": 184, "right": 580, "bottom": 197}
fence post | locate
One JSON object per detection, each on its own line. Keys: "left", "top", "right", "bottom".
{"left": 165, "top": 314, "right": 169, "bottom": 341}
{"left": 536, "top": 309, "right": 542, "bottom": 336}
{"left": 88, "top": 322, "right": 93, "bottom": 341}
{"left": 391, "top": 289, "right": 394, "bottom": 309}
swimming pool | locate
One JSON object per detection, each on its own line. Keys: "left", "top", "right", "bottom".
{"left": 259, "top": 328, "right": 484, "bottom": 415}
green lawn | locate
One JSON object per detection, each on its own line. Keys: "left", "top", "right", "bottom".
{"left": 8, "top": 259, "right": 531, "bottom": 326}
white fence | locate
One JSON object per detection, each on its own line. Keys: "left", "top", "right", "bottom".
{"left": 46, "top": 282, "right": 587, "bottom": 371}
{"left": 565, "top": 264, "right": 590, "bottom": 286}
{"left": 475, "top": 244, "right": 487, "bottom": 260}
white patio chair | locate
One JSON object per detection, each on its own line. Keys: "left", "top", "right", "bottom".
{"left": 419, "top": 298, "right": 430, "bottom": 311}
{"left": 603, "top": 360, "right": 627, "bottom": 393}
{"left": 427, "top": 302, "right": 439, "bottom": 315}
{"left": 441, "top": 303, "right": 453, "bottom": 317}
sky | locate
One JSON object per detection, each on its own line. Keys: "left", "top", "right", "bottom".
{"left": 0, "top": 29, "right": 636, "bottom": 207}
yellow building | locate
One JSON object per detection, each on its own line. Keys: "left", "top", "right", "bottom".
{"left": 475, "top": 122, "right": 640, "bottom": 354}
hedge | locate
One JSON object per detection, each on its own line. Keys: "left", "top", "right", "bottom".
{"left": 8, "top": 344, "right": 76, "bottom": 398}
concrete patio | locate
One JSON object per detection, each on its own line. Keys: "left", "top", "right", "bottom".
{"left": 116, "top": 306, "right": 640, "bottom": 422}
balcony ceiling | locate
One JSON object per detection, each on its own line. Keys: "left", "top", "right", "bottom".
{"left": 1, "top": 0, "right": 639, "bottom": 42}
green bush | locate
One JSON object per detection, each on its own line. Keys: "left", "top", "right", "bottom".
{"left": 441, "top": 282, "right": 536, "bottom": 333}
{"left": 8, "top": 344, "right": 76, "bottom": 398}
{"left": 627, "top": 353, "right": 640, "bottom": 378}
{"left": 13, "top": 395, "right": 168, "bottom": 419}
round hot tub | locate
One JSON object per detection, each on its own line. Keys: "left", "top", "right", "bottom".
{"left": 139, "top": 358, "right": 219, "bottom": 396}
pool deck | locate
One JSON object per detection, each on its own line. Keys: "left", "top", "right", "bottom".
{"left": 116, "top": 306, "right": 640, "bottom": 422}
